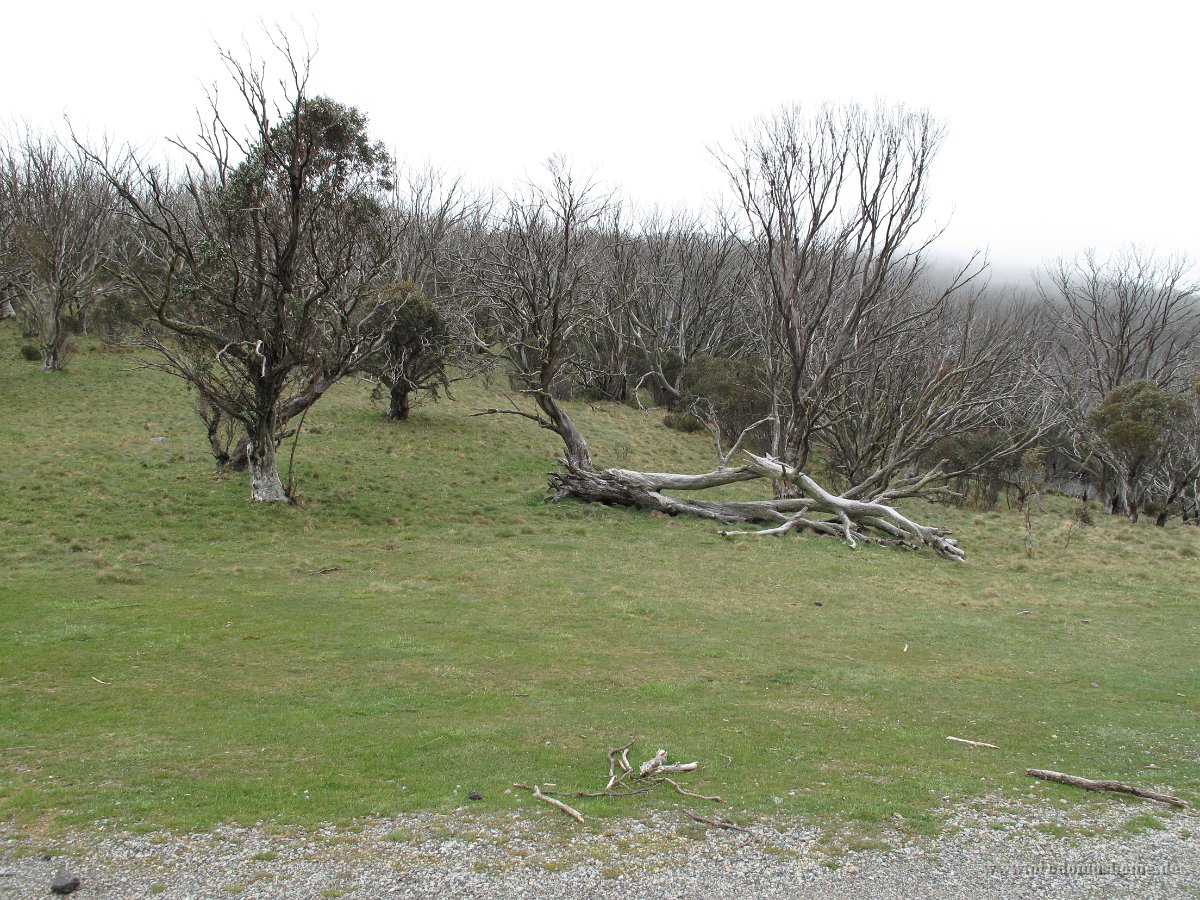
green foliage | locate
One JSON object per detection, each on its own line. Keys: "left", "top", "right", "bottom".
{"left": 662, "top": 411, "right": 704, "bottom": 433}
{"left": 362, "top": 282, "right": 453, "bottom": 419}
{"left": 677, "top": 354, "right": 770, "bottom": 445}
{"left": 1087, "top": 379, "right": 1182, "bottom": 460}
{"left": 19, "top": 342, "right": 40, "bottom": 361}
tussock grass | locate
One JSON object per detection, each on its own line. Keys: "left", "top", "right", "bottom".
{"left": 0, "top": 330, "right": 1197, "bottom": 840}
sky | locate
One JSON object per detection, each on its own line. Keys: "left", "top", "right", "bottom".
{"left": 4, "top": 0, "right": 1197, "bottom": 281}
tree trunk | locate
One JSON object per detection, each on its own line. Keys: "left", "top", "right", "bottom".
{"left": 224, "top": 375, "right": 339, "bottom": 471}
{"left": 0, "top": 299, "right": 14, "bottom": 320}
{"left": 550, "top": 453, "right": 965, "bottom": 561}
{"left": 387, "top": 382, "right": 411, "bottom": 420}
{"left": 41, "top": 345, "right": 64, "bottom": 372}
{"left": 247, "top": 416, "right": 289, "bottom": 502}
{"left": 536, "top": 392, "right": 592, "bottom": 470}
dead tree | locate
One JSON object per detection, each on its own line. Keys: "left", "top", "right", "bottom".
{"left": 1, "top": 130, "right": 118, "bottom": 370}
{"left": 461, "top": 158, "right": 610, "bottom": 469}
{"left": 1040, "top": 247, "right": 1200, "bottom": 516}
{"left": 715, "top": 103, "right": 966, "bottom": 475}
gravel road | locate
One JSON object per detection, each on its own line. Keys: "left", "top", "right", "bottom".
{"left": 2, "top": 798, "right": 1196, "bottom": 898}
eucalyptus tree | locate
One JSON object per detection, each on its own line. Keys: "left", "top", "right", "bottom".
{"left": 1, "top": 130, "right": 118, "bottom": 369}
{"left": 460, "top": 158, "right": 611, "bottom": 469}
{"left": 1040, "top": 247, "right": 1200, "bottom": 516}
{"left": 87, "top": 38, "right": 403, "bottom": 501}
{"left": 541, "top": 105, "right": 981, "bottom": 559}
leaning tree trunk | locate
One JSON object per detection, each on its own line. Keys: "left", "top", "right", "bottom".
{"left": 537, "top": 392, "right": 592, "bottom": 470}
{"left": 247, "top": 414, "right": 289, "bottom": 503}
{"left": 549, "top": 452, "right": 964, "bottom": 561}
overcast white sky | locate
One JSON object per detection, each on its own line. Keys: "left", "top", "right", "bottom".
{"left": 4, "top": 0, "right": 1196, "bottom": 279}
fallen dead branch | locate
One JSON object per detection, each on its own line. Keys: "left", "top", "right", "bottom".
{"left": 514, "top": 783, "right": 586, "bottom": 823}
{"left": 518, "top": 742, "right": 723, "bottom": 825}
{"left": 1026, "top": 769, "right": 1187, "bottom": 808}
{"left": 683, "top": 810, "right": 752, "bottom": 834}
{"left": 657, "top": 776, "right": 722, "bottom": 802}
{"left": 947, "top": 736, "right": 999, "bottom": 749}
{"left": 605, "top": 739, "right": 636, "bottom": 789}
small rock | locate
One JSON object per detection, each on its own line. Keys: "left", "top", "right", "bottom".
{"left": 51, "top": 873, "right": 81, "bottom": 895}
{"left": 468, "top": 790, "right": 483, "bottom": 801}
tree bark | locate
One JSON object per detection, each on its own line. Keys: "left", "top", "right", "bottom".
{"left": 536, "top": 392, "right": 592, "bottom": 470}
{"left": 387, "top": 382, "right": 411, "bottom": 420}
{"left": 40, "top": 343, "right": 64, "bottom": 372}
{"left": 247, "top": 416, "right": 289, "bottom": 502}
{"left": 0, "top": 300, "right": 14, "bottom": 320}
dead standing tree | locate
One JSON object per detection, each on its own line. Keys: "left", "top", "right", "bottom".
{"left": 86, "top": 36, "right": 402, "bottom": 500}
{"left": 542, "top": 105, "right": 971, "bottom": 559}
{"left": 1, "top": 131, "right": 118, "bottom": 370}
{"left": 463, "top": 159, "right": 609, "bottom": 470}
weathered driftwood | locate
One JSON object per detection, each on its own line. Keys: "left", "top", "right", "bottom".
{"left": 638, "top": 749, "right": 669, "bottom": 777}
{"left": 514, "top": 783, "right": 587, "bottom": 822}
{"left": 549, "top": 452, "right": 964, "bottom": 560}
{"left": 606, "top": 739, "right": 636, "bottom": 789}
{"left": 657, "top": 777, "right": 722, "bottom": 802}
{"left": 1026, "top": 769, "right": 1187, "bottom": 807}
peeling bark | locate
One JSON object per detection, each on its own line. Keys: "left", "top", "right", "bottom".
{"left": 247, "top": 417, "right": 289, "bottom": 503}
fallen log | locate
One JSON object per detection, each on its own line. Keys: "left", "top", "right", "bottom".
{"left": 1026, "top": 769, "right": 1187, "bottom": 807}
{"left": 548, "top": 452, "right": 964, "bottom": 560}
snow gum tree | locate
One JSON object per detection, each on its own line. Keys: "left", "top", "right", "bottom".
{"left": 88, "top": 37, "right": 402, "bottom": 501}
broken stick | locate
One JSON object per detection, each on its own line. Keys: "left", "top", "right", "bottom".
{"left": 657, "top": 777, "right": 721, "bottom": 802}
{"left": 606, "top": 739, "right": 636, "bottom": 789}
{"left": 639, "top": 749, "right": 668, "bottom": 777}
{"left": 1026, "top": 769, "right": 1187, "bottom": 808}
{"left": 513, "top": 783, "right": 586, "bottom": 823}
{"left": 947, "top": 736, "right": 999, "bottom": 749}
{"left": 683, "top": 810, "right": 752, "bottom": 834}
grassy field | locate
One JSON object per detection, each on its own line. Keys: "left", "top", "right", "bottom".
{"left": 0, "top": 328, "right": 1197, "bottom": 842}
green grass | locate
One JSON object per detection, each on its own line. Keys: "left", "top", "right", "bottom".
{"left": 1, "top": 329, "right": 1198, "bottom": 842}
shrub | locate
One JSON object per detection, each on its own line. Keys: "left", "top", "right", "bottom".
{"left": 663, "top": 411, "right": 704, "bottom": 433}
{"left": 19, "top": 343, "right": 40, "bottom": 362}
{"left": 677, "top": 354, "right": 771, "bottom": 445}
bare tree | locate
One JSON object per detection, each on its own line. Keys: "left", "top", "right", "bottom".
{"left": 1, "top": 130, "right": 117, "bottom": 369}
{"left": 85, "top": 35, "right": 402, "bottom": 501}
{"left": 539, "top": 106, "right": 980, "bottom": 560}
{"left": 818, "top": 286, "right": 1059, "bottom": 501}
{"left": 716, "top": 103, "right": 967, "bottom": 475}
{"left": 461, "top": 158, "right": 611, "bottom": 469}
{"left": 1040, "top": 246, "right": 1200, "bottom": 515}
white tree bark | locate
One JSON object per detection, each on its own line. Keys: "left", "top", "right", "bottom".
{"left": 550, "top": 451, "right": 963, "bottom": 560}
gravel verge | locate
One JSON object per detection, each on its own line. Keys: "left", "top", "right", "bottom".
{"left": 2, "top": 798, "right": 1196, "bottom": 898}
